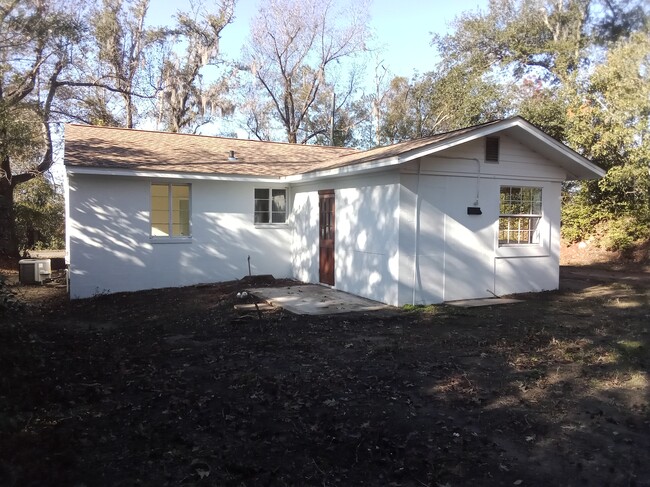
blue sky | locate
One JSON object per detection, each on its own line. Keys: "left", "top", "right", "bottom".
{"left": 148, "top": 0, "right": 488, "bottom": 77}
{"left": 50, "top": 0, "right": 489, "bottom": 182}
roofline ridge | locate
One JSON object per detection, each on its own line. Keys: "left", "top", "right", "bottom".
{"left": 66, "top": 123, "right": 359, "bottom": 152}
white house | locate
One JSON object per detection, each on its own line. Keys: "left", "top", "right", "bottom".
{"left": 64, "top": 117, "right": 604, "bottom": 305}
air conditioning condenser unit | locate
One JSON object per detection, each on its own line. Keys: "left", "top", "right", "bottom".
{"left": 19, "top": 259, "right": 52, "bottom": 284}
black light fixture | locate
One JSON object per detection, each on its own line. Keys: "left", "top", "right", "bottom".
{"left": 467, "top": 206, "right": 482, "bottom": 215}
{"left": 228, "top": 150, "right": 237, "bottom": 161}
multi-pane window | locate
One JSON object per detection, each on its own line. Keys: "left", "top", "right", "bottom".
{"left": 151, "top": 183, "right": 191, "bottom": 237}
{"left": 254, "top": 188, "right": 287, "bottom": 224}
{"left": 499, "top": 186, "right": 542, "bottom": 245}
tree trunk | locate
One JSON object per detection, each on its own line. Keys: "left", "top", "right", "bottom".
{"left": 0, "top": 177, "right": 18, "bottom": 257}
{"left": 125, "top": 94, "right": 134, "bottom": 129}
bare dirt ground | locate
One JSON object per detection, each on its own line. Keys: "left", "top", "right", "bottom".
{"left": 1, "top": 253, "right": 648, "bottom": 486}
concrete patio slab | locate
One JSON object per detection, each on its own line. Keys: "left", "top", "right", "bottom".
{"left": 247, "top": 285, "right": 392, "bottom": 315}
{"left": 446, "top": 297, "right": 523, "bottom": 308}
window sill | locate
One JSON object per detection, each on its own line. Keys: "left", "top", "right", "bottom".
{"left": 496, "top": 244, "right": 549, "bottom": 258}
{"left": 254, "top": 223, "right": 289, "bottom": 229}
{"left": 150, "top": 237, "right": 193, "bottom": 244}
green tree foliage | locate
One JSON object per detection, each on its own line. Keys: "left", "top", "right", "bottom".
{"left": 433, "top": 0, "right": 591, "bottom": 84}
{"left": 0, "top": 0, "right": 84, "bottom": 256}
{"left": 433, "top": 0, "right": 650, "bottom": 250}
{"left": 378, "top": 68, "right": 508, "bottom": 144}
{"left": 14, "top": 175, "right": 64, "bottom": 250}
{"left": 562, "top": 31, "right": 650, "bottom": 249}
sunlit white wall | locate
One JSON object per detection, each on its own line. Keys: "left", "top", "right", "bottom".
{"left": 291, "top": 171, "right": 401, "bottom": 306}
{"left": 67, "top": 174, "right": 291, "bottom": 298}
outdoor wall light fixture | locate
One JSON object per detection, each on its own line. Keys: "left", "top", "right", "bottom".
{"left": 228, "top": 150, "right": 237, "bottom": 161}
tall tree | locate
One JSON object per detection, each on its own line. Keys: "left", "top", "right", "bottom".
{"left": 433, "top": 0, "right": 592, "bottom": 86}
{"left": 14, "top": 175, "right": 64, "bottom": 251}
{"left": 0, "top": 0, "right": 83, "bottom": 257}
{"left": 379, "top": 68, "right": 508, "bottom": 144}
{"left": 156, "top": 0, "right": 235, "bottom": 133}
{"left": 91, "top": 0, "right": 156, "bottom": 128}
{"left": 432, "top": 0, "right": 648, "bottom": 128}
{"left": 433, "top": 0, "right": 650, "bottom": 247}
{"left": 244, "top": 0, "right": 370, "bottom": 143}
{"left": 562, "top": 30, "right": 650, "bottom": 245}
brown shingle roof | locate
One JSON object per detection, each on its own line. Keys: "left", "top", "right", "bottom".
{"left": 64, "top": 120, "right": 503, "bottom": 178}
{"left": 64, "top": 124, "right": 359, "bottom": 177}
{"left": 304, "top": 120, "right": 503, "bottom": 173}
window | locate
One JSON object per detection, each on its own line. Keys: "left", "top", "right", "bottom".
{"left": 499, "top": 186, "right": 541, "bottom": 245}
{"left": 254, "top": 188, "right": 287, "bottom": 224}
{"left": 486, "top": 136, "right": 499, "bottom": 162}
{"left": 151, "top": 183, "right": 191, "bottom": 238}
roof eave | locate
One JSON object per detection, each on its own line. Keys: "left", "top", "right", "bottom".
{"left": 65, "top": 117, "right": 606, "bottom": 182}
{"left": 295, "top": 117, "right": 605, "bottom": 181}
{"left": 65, "top": 165, "right": 286, "bottom": 183}
{"left": 285, "top": 155, "right": 403, "bottom": 182}
{"left": 399, "top": 117, "right": 605, "bottom": 180}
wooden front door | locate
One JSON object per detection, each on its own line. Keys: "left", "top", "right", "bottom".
{"left": 319, "top": 190, "right": 335, "bottom": 286}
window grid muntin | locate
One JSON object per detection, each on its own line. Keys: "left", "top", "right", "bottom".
{"left": 499, "top": 186, "right": 542, "bottom": 245}
{"left": 255, "top": 188, "right": 287, "bottom": 224}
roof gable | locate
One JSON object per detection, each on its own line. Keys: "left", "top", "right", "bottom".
{"left": 300, "top": 117, "right": 605, "bottom": 180}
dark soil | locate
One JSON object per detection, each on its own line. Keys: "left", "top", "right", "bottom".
{"left": 1, "top": 260, "right": 649, "bottom": 486}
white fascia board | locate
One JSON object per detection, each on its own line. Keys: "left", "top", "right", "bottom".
{"left": 65, "top": 165, "right": 284, "bottom": 183}
{"left": 283, "top": 155, "right": 402, "bottom": 182}
{"left": 400, "top": 118, "right": 605, "bottom": 179}
{"left": 65, "top": 118, "right": 605, "bottom": 184}
{"left": 510, "top": 120, "right": 606, "bottom": 178}
{"left": 285, "top": 121, "right": 523, "bottom": 182}
{"left": 397, "top": 119, "right": 520, "bottom": 163}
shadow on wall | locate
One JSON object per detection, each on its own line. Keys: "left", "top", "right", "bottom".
{"left": 70, "top": 194, "right": 151, "bottom": 283}
{"left": 291, "top": 196, "right": 317, "bottom": 283}
{"left": 334, "top": 182, "right": 400, "bottom": 305}
{"left": 202, "top": 211, "right": 290, "bottom": 279}
{"left": 69, "top": 182, "right": 292, "bottom": 298}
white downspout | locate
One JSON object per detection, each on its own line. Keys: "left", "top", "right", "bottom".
{"left": 411, "top": 159, "right": 422, "bottom": 305}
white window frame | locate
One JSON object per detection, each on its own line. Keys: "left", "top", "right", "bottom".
{"left": 498, "top": 186, "right": 542, "bottom": 246}
{"left": 150, "top": 183, "right": 192, "bottom": 241}
{"left": 254, "top": 188, "right": 288, "bottom": 225}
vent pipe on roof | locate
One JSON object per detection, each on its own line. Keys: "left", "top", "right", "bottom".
{"left": 228, "top": 150, "right": 237, "bottom": 161}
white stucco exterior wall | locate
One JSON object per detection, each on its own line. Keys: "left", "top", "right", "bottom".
{"left": 291, "top": 172, "right": 401, "bottom": 306}
{"left": 66, "top": 131, "right": 575, "bottom": 305}
{"left": 66, "top": 173, "right": 292, "bottom": 298}
{"left": 398, "top": 135, "right": 565, "bottom": 305}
